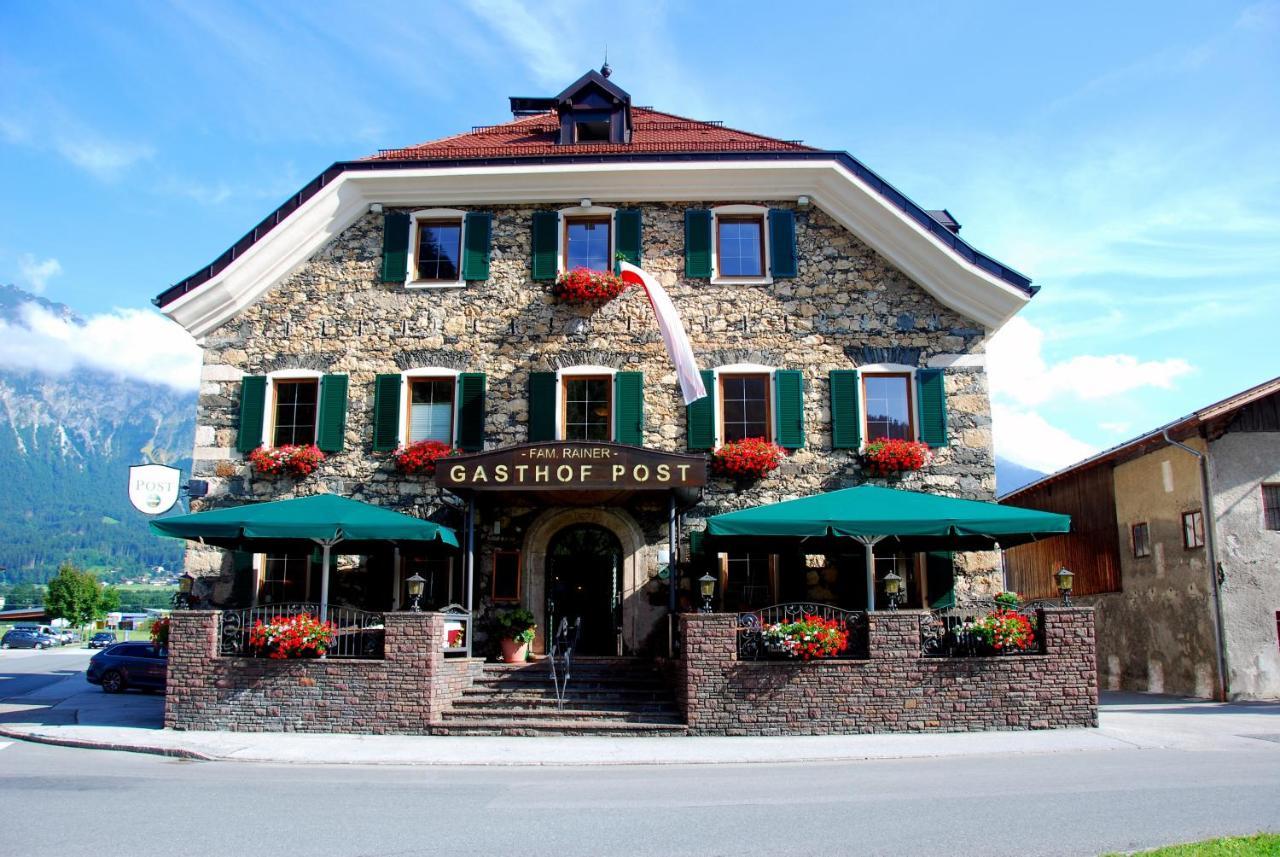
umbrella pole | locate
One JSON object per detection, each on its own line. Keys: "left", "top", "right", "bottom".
{"left": 315, "top": 533, "right": 344, "bottom": 621}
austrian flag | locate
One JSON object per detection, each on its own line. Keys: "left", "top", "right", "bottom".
{"left": 618, "top": 261, "right": 707, "bottom": 405}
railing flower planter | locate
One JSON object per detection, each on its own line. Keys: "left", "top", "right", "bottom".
{"left": 392, "top": 439, "right": 457, "bottom": 476}
{"left": 711, "top": 437, "right": 784, "bottom": 480}
{"left": 249, "top": 444, "right": 326, "bottom": 478}
{"left": 920, "top": 599, "right": 1045, "bottom": 657}
{"left": 552, "top": 268, "right": 629, "bottom": 304}
{"left": 248, "top": 612, "right": 337, "bottom": 659}
{"left": 862, "top": 437, "right": 931, "bottom": 477}
{"left": 761, "top": 614, "right": 850, "bottom": 660}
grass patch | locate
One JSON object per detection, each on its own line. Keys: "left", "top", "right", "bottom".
{"left": 1114, "top": 834, "right": 1280, "bottom": 856}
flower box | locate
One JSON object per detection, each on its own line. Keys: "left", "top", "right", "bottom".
{"left": 553, "top": 268, "right": 629, "bottom": 304}
{"left": 760, "top": 614, "right": 849, "bottom": 660}
{"left": 960, "top": 609, "right": 1037, "bottom": 654}
{"left": 248, "top": 613, "right": 336, "bottom": 659}
{"left": 249, "top": 444, "right": 326, "bottom": 478}
{"left": 711, "top": 437, "right": 784, "bottom": 480}
{"left": 393, "top": 439, "right": 457, "bottom": 476}
{"left": 862, "top": 437, "right": 931, "bottom": 477}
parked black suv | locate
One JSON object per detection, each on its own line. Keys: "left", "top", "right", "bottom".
{"left": 87, "top": 632, "right": 119, "bottom": 649}
{"left": 86, "top": 642, "right": 168, "bottom": 693}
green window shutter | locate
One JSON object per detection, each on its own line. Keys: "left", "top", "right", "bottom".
{"left": 461, "top": 212, "right": 492, "bottom": 281}
{"left": 528, "top": 371, "right": 557, "bottom": 442}
{"left": 614, "top": 371, "right": 644, "bottom": 445}
{"left": 768, "top": 209, "right": 797, "bottom": 278}
{"left": 372, "top": 374, "right": 402, "bottom": 453}
{"left": 380, "top": 212, "right": 410, "bottom": 283}
{"left": 773, "top": 369, "right": 805, "bottom": 449}
{"left": 684, "top": 209, "right": 712, "bottom": 278}
{"left": 614, "top": 208, "right": 642, "bottom": 272}
{"left": 316, "top": 374, "right": 349, "bottom": 453}
{"left": 916, "top": 368, "right": 948, "bottom": 447}
{"left": 236, "top": 375, "right": 267, "bottom": 452}
{"left": 686, "top": 369, "right": 716, "bottom": 451}
{"left": 829, "top": 370, "right": 861, "bottom": 449}
{"left": 456, "top": 372, "right": 487, "bottom": 452}
{"left": 530, "top": 211, "right": 559, "bottom": 281}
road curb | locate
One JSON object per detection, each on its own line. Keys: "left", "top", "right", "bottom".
{"left": 0, "top": 726, "right": 216, "bottom": 762}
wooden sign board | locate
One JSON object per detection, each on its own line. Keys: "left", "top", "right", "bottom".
{"left": 435, "top": 442, "right": 707, "bottom": 495}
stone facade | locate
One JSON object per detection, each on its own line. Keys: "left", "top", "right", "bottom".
{"left": 165, "top": 611, "right": 482, "bottom": 733}
{"left": 183, "top": 199, "right": 1003, "bottom": 642}
{"left": 678, "top": 609, "right": 1098, "bottom": 735}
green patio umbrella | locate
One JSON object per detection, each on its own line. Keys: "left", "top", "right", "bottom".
{"left": 151, "top": 494, "right": 459, "bottom": 614}
{"left": 704, "top": 485, "right": 1069, "bottom": 610}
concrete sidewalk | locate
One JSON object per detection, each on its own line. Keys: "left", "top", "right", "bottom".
{"left": 3, "top": 671, "right": 1278, "bottom": 766}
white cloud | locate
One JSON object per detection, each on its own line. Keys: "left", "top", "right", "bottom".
{"left": 992, "top": 404, "right": 1098, "bottom": 476}
{"left": 987, "top": 317, "right": 1193, "bottom": 408}
{"left": 17, "top": 254, "right": 62, "bottom": 294}
{"left": 468, "top": 0, "right": 582, "bottom": 88}
{"left": 0, "top": 303, "right": 200, "bottom": 391}
{"left": 1099, "top": 421, "right": 1131, "bottom": 435}
{"left": 53, "top": 135, "right": 154, "bottom": 181}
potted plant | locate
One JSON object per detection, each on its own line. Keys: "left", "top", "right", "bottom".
{"left": 861, "top": 437, "right": 931, "bottom": 477}
{"left": 710, "top": 437, "right": 784, "bottom": 481}
{"left": 149, "top": 617, "right": 171, "bottom": 650}
{"left": 249, "top": 444, "right": 326, "bottom": 478}
{"left": 494, "top": 607, "right": 536, "bottom": 663}
{"left": 552, "top": 267, "right": 629, "bottom": 304}
{"left": 760, "top": 614, "right": 849, "bottom": 660}
{"left": 248, "top": 612, "right": 336, "bottom": 659}
{"left": 392, "top": 439, "right": 457, "bottom": 476}
{"left": 961, "top": 609, "right": 1036, "bottom": 655}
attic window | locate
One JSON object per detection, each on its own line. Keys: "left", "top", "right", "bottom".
{"left": 574, "top": 118, "right": 611, "bottom": 143}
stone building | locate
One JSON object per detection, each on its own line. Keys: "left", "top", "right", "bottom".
{"left": 158, "top": 68, "right": 1040, "bottom": 662}
{"left": 1002, "top": 376, "right": 1280, "bottom": 700}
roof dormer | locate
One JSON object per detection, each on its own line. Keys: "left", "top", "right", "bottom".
{"left": 509, "top": 65, "right": 632, "bottom": 145}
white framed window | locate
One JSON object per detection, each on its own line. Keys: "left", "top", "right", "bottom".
{"left": 398, "top": 368, "right": 461, "bottom": 447}
{"left": 555, "top": 365, "right": 616, "bottom": 441}
{"left": 262, "top": 370, "right": 323, "bottom": 448}
{"left": 557, "top": 205, "right": 616, "bottom": 274}
{"left": 711, "top": 363, "right": 776, "bottom": 447}
{"left": 407, "top": 208, "right": 466, "bottom": 288}
{"left": 856, "top": 364, "right": 918, "bottom": 447}
{"left": 711, "top": 205, "right": 772, "bottom": 285}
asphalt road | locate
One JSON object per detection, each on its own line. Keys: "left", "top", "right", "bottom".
{"left": 0, "top": 648, "right": 93, "bottom": 701}
{"left": 1, "top": 736, "right": 1278, "bottom": 856}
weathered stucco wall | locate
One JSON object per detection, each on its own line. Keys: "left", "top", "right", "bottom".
{"left": 1210, "top": 430, "right": 1280, "bottom": 699}
{"left": 1084, "top": 439, "right": 1219, "bottom": 698}
{"left": 183, "top": 200, "right": 1002, "bottom": 627}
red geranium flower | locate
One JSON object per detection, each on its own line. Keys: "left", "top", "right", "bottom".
{"left": 553, "top": 268, "right": 629, "bottom": 304}
{"left": 249, "top": 444, "right": 326, "bottom": 478}
{"left": 392, "top": 439, "right": 457, "bottom": 476}
{"left": 862, "top": 437, "right": 931, "bottom": 477}
{"left": 711, "top": 437, "right": 785, "bottom": 480}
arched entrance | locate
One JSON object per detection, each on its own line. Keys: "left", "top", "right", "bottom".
{"left": 545, "top": 524, "right": 623, "bottom": 656}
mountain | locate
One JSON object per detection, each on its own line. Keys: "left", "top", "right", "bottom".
{"left": 0, "top": 284, "right": 195, "bottom": 585}
{"left": 996, "top": 456, "right": 1047, "bottom": 498}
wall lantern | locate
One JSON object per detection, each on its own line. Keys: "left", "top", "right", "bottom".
{"left": 1055, "top": 566, "right": 1074, "bottom": 606}
{"left": 406, "top": 573, "right": 426, "bottom": 613}
{"left": 882, "top": 570, "right": 903, "bottom": 611}
{"left": 698, "top": 573, "right": 716, "bottom": 613}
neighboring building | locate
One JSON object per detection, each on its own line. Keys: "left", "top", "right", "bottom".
{"left": 1002, "top": 377, "right": 1280, "bottom": 700}
{"left": 157, "top": 68, "right": 1037, "bottom": 658}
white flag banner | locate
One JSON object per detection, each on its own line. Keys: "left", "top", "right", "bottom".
{"left": 618, "top": 261, "right": 707, "bottom": 405}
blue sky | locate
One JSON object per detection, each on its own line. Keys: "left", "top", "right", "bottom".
{"left": 1, "top": 1, "right": 1276, "bottom": 472}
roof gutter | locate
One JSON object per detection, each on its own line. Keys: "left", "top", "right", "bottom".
{"left": 1161, "top": 428, "right": 1229, "bottom": 701}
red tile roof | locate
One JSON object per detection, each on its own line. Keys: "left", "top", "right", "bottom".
{"left": 369, "top": 107, "right": 815, "bottom": 161}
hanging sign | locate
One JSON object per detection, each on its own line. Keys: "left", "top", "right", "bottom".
{"left": 128, "top": 464, "right": 182, "bottom": 515}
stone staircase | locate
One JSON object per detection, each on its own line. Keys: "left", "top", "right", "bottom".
{"left": 432, "top": 657, "right": 687, "bottom": 736}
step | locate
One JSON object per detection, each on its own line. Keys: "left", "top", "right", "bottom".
{"left": 442, "top": 706, "right": 682, "bottom": 724}
{"left": 459, "top": 688, "right": 676, "bottom": 704}
{"left": 472, "top": 673, "right": 669, "bottom": 688}
{"left": 450, "top": 699, "right": 679, "bottom": 716}
{"left": 429, "top": 719, "right": 689, "bottom": 737}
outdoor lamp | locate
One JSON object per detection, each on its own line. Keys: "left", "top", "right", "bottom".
{"left": 406, "top": 573, "right": 426, "bottom": 613}
{"left": 175, "top": 572, "right": 195, "bottom": 609}
{"left": 883, "top": 570, "right": 903, "bottom": 611}
{"left": 698, "top": 573, "right": 716, "bottom": 613}
{"left": 1055, "top": 566, "right": 1074, "bottom": 606}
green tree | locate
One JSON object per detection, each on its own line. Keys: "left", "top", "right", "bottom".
{"left": 5, "top": 583, "right": 44, "bottom": 608}
{"left": 44, "top": 564, "right": 105, "bottom": 626}
{"left": 98, "top": 585, "right": 121, "bottom": 615}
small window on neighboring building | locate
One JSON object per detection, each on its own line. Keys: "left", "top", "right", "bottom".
{"left": 261, "top": 554, "right": 309, "bottom": 603}
{"left": 272, "top": 380, "right": 318, "bottom": 447}
{"left": 564, "top": 216, "right": 611, "bottom": 271}
{"left": 722, "top": 553, "right": 773, "bottom": 611}
{"left": 719, "top": 374, "right": 771, "bottom": 443}
{"left": 1264, "top": 484, "right": 1280, "bottom": 531}
{"left": 407, "top": 377, "right": 455, "bottom": 445}
{"left": 563, "top": 375, "right": 612, "bottom": 441}
{"left": 863, "top": 373, "right": 914, "bottom": 441}
{"left": 1182, "top": 510, "right": 1205, "bottom": 549}
{"left": 414, "top": 220, "right": 462, "bottom": 282}
{"left": 1132, "top": 522, "right": 1151, "bottom": 558}
{"left": 716, "top": 216, "right": 765, "bottom": 278}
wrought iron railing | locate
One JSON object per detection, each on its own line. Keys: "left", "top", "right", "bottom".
{"left": 919, "top": 599, "right": 1049, "bottom": 658}
{"left": 218, "top": 602, "right": 386, "bottom": 660}
{"left": 439, "top": 603, "right": 470, "bottom": 656}
{"left": 737, "top": 603, "right": 870, "bottom": 661}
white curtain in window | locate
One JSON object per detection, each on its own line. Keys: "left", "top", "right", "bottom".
{"left": 410, "top": 401, "right": 452, "bottom": 443}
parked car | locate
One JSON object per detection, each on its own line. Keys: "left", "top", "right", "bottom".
{"left": 87, "top": 632, "right": 117, "bottom": 649}
{"left": 2, "top": 629, "right": 53, "bottom": 649}
{"left": 86, "top": 642, "right": 167, "bottom": 693}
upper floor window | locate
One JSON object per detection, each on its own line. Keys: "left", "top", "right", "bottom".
{"left": 563, "top": 374, "right": 612, "bottom": 441}
{"left": 407, "top": 377, "right": 456, "bottom": 445}
{"left": 720, "top": 373, "right": 771, "bottom": 442}
{"left": 407, "top": 209, "right": 467, "bottom": 287}
{"left": 717, "top": 217, "right": 765, "bottom": 278}
{"left": 564, "top": 216, "right": 612, "bottom": 271}
{"left": 1132, "top": 522, "right": 1151, "bottom": 558}
{"left": 863, "top": 373, "right": 914, "bottom": 441}
{"left": 1182, "top": 510, "right": 1205, "bottom": 549}
{"left": 272, "top": 378, "right": 319, "bottom": 446}
{"left": 573, "top": 114, "right": 612, "bottom": 143}
{"left": 1264, "top": 484, "right": 1280, "bottom": 531}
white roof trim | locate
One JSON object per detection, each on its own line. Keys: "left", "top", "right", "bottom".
{"left": 162, "top": 160, "right": 1031, "bottom": 339}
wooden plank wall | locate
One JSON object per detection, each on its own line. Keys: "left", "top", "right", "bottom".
{"left": 1002, "top": 465, "right": 1122, "bottom": 600}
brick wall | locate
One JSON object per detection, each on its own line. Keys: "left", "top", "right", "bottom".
{"left": 165, "top": 611, "right": 482, "bottom": 733}
{"left": 677, "top": 609, "right": 1097, "bottom": 735}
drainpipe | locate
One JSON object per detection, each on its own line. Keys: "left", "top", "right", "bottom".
{"left": 1162, "top": 429, "right": 1229, "bottom": 701}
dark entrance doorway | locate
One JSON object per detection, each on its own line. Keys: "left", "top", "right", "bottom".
{"left": 546, "top": 524, "right": 623, "bottom": 656}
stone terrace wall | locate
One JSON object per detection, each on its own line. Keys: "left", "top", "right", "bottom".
{"left": 165, "top": 611, "right": 481, "bottom": 733}
{"left": 678, "top": 609, "right": 1097, "bottom": 735}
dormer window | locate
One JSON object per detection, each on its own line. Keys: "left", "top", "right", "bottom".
{"left": 574, "top": 114, "right": 612, "bottom": 143}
